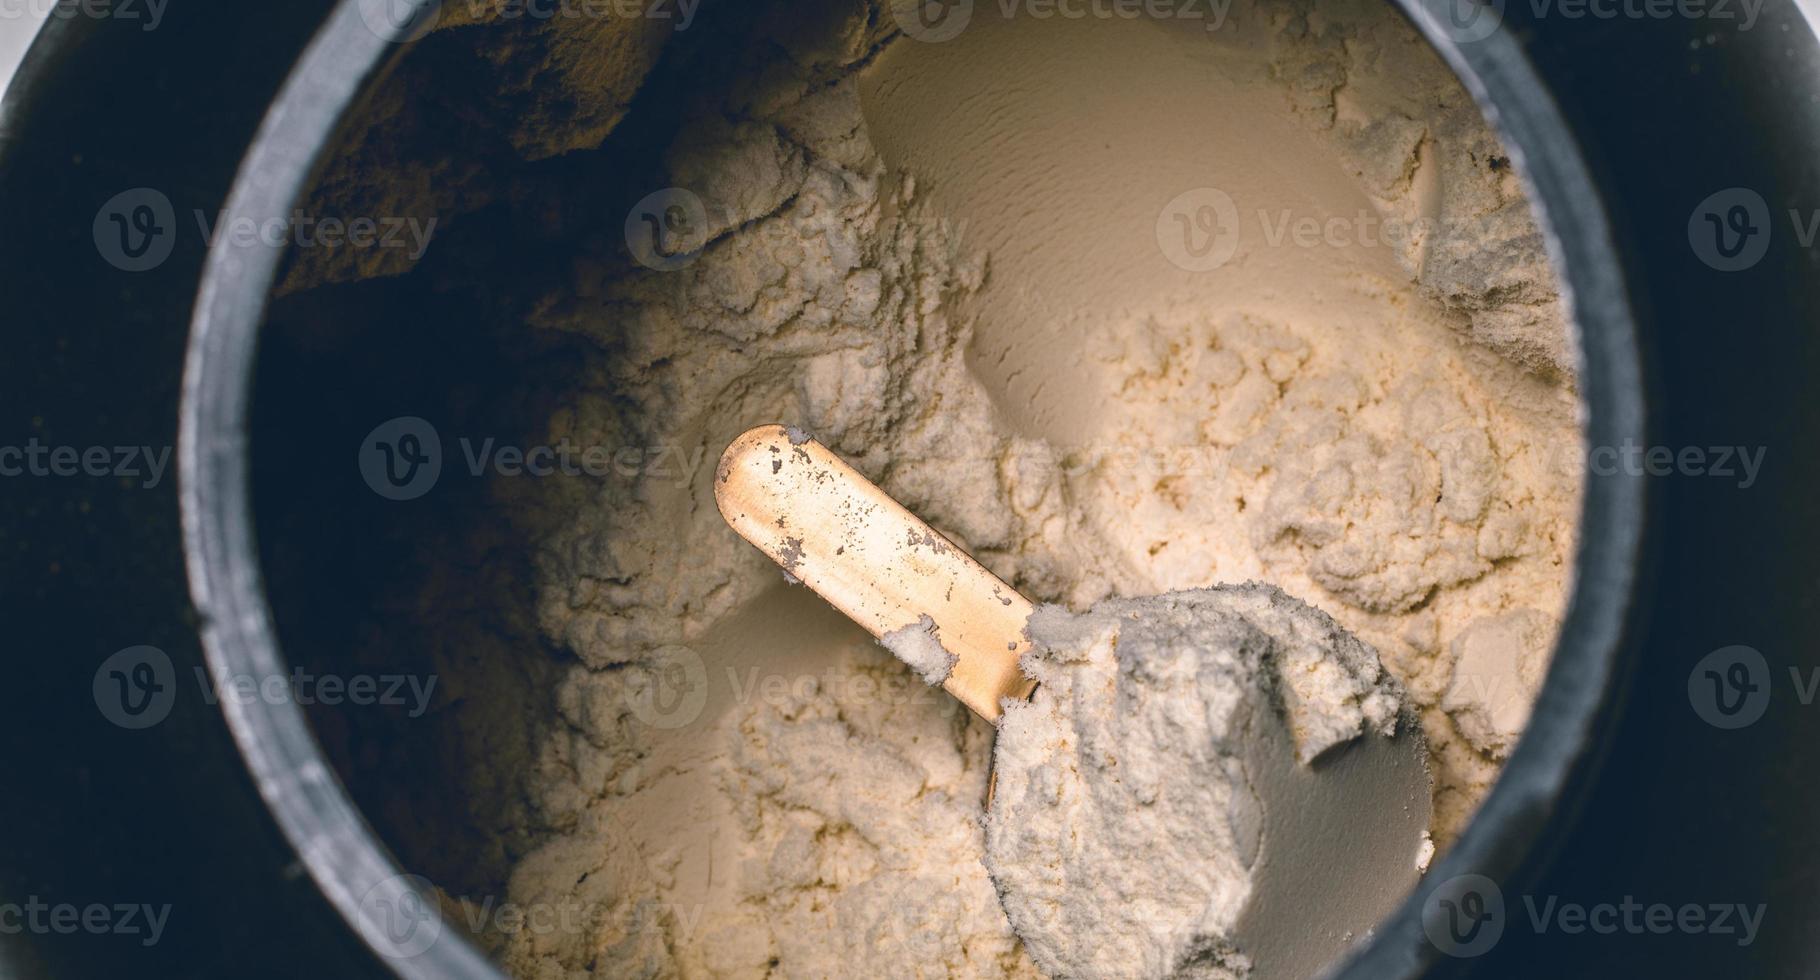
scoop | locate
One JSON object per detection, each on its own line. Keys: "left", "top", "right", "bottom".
{"left": 715, "top": 424, "right": 1431, "bottom": 978}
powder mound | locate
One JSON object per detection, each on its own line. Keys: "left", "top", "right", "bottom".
{"left": 716, "top": 660, "right": 1027, "bottom": 979}
{"left": 1263, "top": 0, "right": 1576, "bottom": 378}
{"left": 984, "top": 584, "right": 1401, "bottom": 980}
{"left": 1236, "top": 371, "right": 1515, "bottom": 614}
{"left": 491, "top": 806, "right": 678, "bottom": 978}
{"left": 1441, "top": 608, "right": 1553, "bottom": 759}
{"left": 317, "top": 0, "right": 1584, "bottom": 972}
{"left": 880, "top": 614, "right": 958, "bottom": 685}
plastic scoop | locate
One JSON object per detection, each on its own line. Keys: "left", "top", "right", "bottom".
{"left": 714, "top": 424, "right": 1431, "bottom": 978}
{"left": 714, "top": 424, "right": 1035, "bottom": 722}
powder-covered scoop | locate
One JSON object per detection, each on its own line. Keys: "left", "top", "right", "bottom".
{"left": 715, "top": 424, "right": 1432, "bottom": 979}
{"left": 714, "top": 424, "right": 1036, "bottom": 722}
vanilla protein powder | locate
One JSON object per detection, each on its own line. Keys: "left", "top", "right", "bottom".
{"left": 291, "top": 0, "right": 1583, "bottom": 976}
{"left": 986, "top": 586, "right": 1404, "bottom": 980}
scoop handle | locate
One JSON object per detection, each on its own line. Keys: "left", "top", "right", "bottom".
{"left": 714, "top": 425, "right": 1035, "bottom": 723}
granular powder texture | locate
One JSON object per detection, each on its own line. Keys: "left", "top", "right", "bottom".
{"left": 289, "top": 1, "right": 1584, "bottom": 976}
{"left": 986, "top": 585, "right": 1402, "bottom": 980}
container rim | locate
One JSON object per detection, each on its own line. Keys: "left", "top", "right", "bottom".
{"left": 178, "top": 2, "right": 1646, "bottom": 976}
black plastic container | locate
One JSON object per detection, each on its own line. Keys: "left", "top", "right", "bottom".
{"left": 4, "top": 0, "right": 1819, "bottom": 976}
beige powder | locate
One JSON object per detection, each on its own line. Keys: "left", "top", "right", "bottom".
{"left": 292, "top": 1, "right": 1583, "bottom": 976}
{"left": 986, "top": 586, "right": 1405, "bottom": 979}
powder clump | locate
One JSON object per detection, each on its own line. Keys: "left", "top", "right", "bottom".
{"left": 986, "top": 585, "right": 1402, "bottom": 979}
{"left": 881, "top": 614, "right": 959, "bottom": 685}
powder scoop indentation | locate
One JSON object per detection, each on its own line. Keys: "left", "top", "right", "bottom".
{"left": 984, "top": 584, "right": 1402, "bottom": 979}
